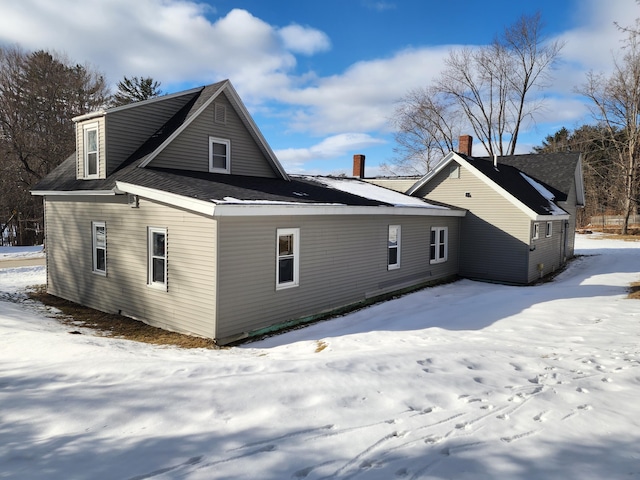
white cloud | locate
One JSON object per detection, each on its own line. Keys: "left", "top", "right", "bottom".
{"left": 278, "top": 24, "right": 331, "bottom": 55}
{"left": 274, "top": 133, "right": 386, "bottom": 171}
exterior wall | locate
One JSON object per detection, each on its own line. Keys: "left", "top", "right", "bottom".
{"left": 527, "top": 219, "right": 567, "bottom": 282}
{"left": 363, "top": 178, "right": 421, "bottom": 193}
{"left": 414, "top": 163, "right": 533, "bottom": 284}
{"left": 44, "top": 195, "right": 217, "bottom": 338}
{"left": 215, "top": 214, "right": 460, "bottom": 341}
{"left": 75, "top": 117, "right": 106, "bottom": 179}
{"left": 558, "top": 180, "right": 578, "bottom": 258}
{"left": 149, "top": 92, "right": 277, "bottom": 178}
{"left": 104, "top": 93, "right": 198, "bottom": 175}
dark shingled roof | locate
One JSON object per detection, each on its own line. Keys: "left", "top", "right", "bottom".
{"left": 460, "top": 155, "right": 568, "bottom": 216}
{"left": 477, "top": 152, "right": 580, "bottom": 199}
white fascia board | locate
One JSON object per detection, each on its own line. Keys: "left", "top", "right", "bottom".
{"left": 72, "top": 110, "right": 106, "bottom": 122}
{"left": 211, "top": 204, "right": 466, "bottom": 217}
{"left": 31, "top": 190, "right": 116, "bottom": 196}
{"left": 223, "top": 82, "right": 290, "bottom": 181}
{"left": 406, "top": 152, "right": 456, "bottom": 196}
{"left": 137, "top": 83, "right": 227, "bottom": 169}
{"left": 533, "top": 213, "right": 570, "bottom": 221}
{"left": 116, "top": 181, "right": 465, "bottom": 218}
{"left": 115, "top": 182, "right": 216, "bottom": 215}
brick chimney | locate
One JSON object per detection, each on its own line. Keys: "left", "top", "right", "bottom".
{"left": 353, "top": 154, "right": 365, "bottom": 178}
{"left": 458, "top": 135, "right": 473, "bottom": 157}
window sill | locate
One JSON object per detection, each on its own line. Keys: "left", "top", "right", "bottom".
{"left": 276, "top": 282, "right": 299, "bottom": 291}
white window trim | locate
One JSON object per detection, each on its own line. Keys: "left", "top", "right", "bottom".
{"left": 546, "top": 221, "right": 553, "bottom": 237}
{"left": 532, "top": 222, "right": 540, "bottom": 240}
{"left": 92, "top": 221, "right": 106, "bottom": 275}
{"left": 148, "top": 227, "right": 168, "bottom": 290}
{"left": 276, "top": 228, "right": 299, "bottom": 290}
{"left": 430, "top": 226, "right": 448, "bottom": 264}
{"left": 209, "top": 136, "right": 231, "bottom": 174}
{"left": 83, "top": 122, "right": 100, "bottom": 179}
{"left": 388, "top": 225, "right": 401, "bottom": 270}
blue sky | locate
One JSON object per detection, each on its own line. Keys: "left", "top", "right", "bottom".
{"left": 0, "top": 0, "right": 636, "bottom": 175}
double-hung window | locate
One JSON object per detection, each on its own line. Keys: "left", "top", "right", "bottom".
{"left": 209, "top": 137, "right": 230, "bottom": 173}
{"left": 83, "top": 123, "right": 99, "bottom": 178}
{"left": 430, "top": 226, "right": 448, "bottom": 264}
{"left": 546, "top": 221, "right": 553, "bottom": 237}
{"left": 276, "top": 228, "right": 299, "bottom": 289}
{"left": 532, "top": 223, "right": 540, "bottom": 240}
{"left": 148, "top": 227, "right": 167, "bottom": 289}
{"left": 92, "top": 221, "right": 106, "bottom": 275}
{"left": 388, "top": 225, "right": 400, "bottom": 270}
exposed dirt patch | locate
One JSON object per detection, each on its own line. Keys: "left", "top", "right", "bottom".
{"left": 629, "top": 282, "right": 640, "bottom": 300}
{"left": 28, "top": 287, "right": 217, "bottom": 349}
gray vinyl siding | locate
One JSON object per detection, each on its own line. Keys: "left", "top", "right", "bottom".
{"left": 215, "top": 214, "right": 459, "bottom": 340}
{"left": 75, "top": 118, "right": 106, "bottom": 179}
{"left": 414, "top": 163, "right": 532, "bottom": 284}
{"left": 104, "top": 93, "right": 198, "bottom": 175}
{"left": 364, "top": 178, "right": 420, "bottom": 193}
{"left": 149, "top": 92, "right": 278, "bottom": 177}
{"left": 527, "top": 220, "right": 566, "bottom": 282}
{"left": 44, "top": 195, "right": 217, "bottom": 338}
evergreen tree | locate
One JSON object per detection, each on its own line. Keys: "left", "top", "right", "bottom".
{"left": 111, "top": 76, "right": 162, "bottom": 107}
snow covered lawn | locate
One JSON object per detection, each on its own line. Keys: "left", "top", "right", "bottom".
{"left": 1, "top": 235, "right": 639, "bottom": 479}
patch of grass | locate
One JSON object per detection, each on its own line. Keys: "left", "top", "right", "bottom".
{"left": 28, "top": 286, "right": 217, "bottom": 349}
{"left": 629, "top": 281, "right": 640, "bottom": 300}
{"left": 315, "top": 340, "right": 328, "bottom": 353}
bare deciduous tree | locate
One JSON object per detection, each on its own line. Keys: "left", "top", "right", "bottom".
{"left": 578, "top": 29, "right": 640, "bottom": 234}
{"left": 389, "top": 12, "right": 563, "bottom": 173}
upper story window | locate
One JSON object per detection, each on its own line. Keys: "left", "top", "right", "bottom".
{"left": 532, "top": 222, "right": 540, "bottom": 240}
{"left": 92, "top": 221, "right": 106, "bottom": 275}
{"left": 83, "top": 123, "right": 99, "bottom": 178}
{"left": 388, "top": 225, "right": 400, "bottom": 270}
{"left": 276, "top": 228, "right": 299, "bottom": 290}
{"left": 209, "top": 137, "right": 230, "bottom": 173}
{"left": 430, "top": 226, "right": 448, "bottom": 264}
{"left": 546, "top": 221, "right": 553, "bottom": 237}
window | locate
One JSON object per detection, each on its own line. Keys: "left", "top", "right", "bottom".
{"left": 148, "top": 227, "right": 167, "bottom": 289}
{"left": 276, "top": 228, "right": 299, "bottom": 289}
{"left": 92, "top": 221, "right": 106, "bottom": 275}
{"left": 546, "top": 221, "right": 553, "bottom": 237}
{"left": 83, "top": 123, "right": 99, "bottom": 178}
{"left": 430, "top": 226, "right": 448, "bottom": 264}
{"left": 388, "top": 225, "right": 400, "bottom": 270}
{"left": 532, "top": 223, "right": 540, "bottom": 240}
{"left": 449, "top": 164, "right": 460, "bottom": 179}
{"left": 209, "top": 137, "right": 230, "bottom": 173}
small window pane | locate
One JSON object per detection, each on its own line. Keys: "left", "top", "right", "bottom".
{"left": 95, "top": 225, "right": 105, "bottom": 247}
{"left": 96, "top": 249, "right": 106, "bottom": 272}
{"left": 213, "top": 143, "right": 226, "bottom": 156}
{"left": 152, "top": 258, "right": 165, "bottom": 283}
{"left": 389, "top": 228, "right": 398, "bottom": 247}
{"left": 430, "top": 245, "right": 436, "bottom": 259}
{"left": 388, "top": 247, "right": 398, "bottom": 266}
{"left": 279, "top": 235, "right": 293, "bottom": 255}
{"left": 153, "top": 232, "right": 165, "bottom": 256}
{"left": 278, "top": 258, "right": 294, "bottom": 283}
{"left": 86, "top": 130, "right": 97, "bottom": 151}
{"left": 87, "top": 153, "right": 98, "bottom": 175}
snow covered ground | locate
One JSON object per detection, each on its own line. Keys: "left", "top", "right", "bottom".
{"left": 1, "top": 235, "right": 639, "bottom": 479}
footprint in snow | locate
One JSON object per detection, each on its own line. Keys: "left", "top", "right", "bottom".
{"left": 576, "top": 387, "right": 589, "bottom": 393}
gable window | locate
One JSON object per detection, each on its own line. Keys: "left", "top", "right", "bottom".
{"left": 430, "top": 226, "right": 448, "bottom": 264}
{"left": 148, "top": 227, "right": 167, "bottom": 289}
{"left": 276, "top": 228, "right": 299, "bottom": 289}
{"left": 546, "top": 221, "right": 553, "bottom": 237}
{"left": 532, "top": 223, "right": 540, "bottom": 240}
{"left": 92, "top": 221, "right": 106, "bottom": 275}
{"left": 209, "top": 137, "right": 230, "bottom": 173}
{"left": 83, "top": 123, "right": 99, "bottom": 178}
{"left": 449, "top": 164, "right": 460, "bottom": 179}
{"left": 388, "top": 225, "right": 400, "bottom": 270}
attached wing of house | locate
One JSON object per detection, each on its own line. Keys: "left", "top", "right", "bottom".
{"left": 406, "top": 149, "right": 584, "bottom": 284}
{"left": 32, "top": 80, "right": 465, "bottom": 344}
